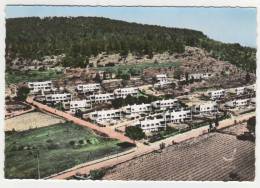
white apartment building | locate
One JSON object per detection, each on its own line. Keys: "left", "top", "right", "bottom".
{"left": 246, "top": 84, "right": 256, "bottom": 92}
{"left": 45, "top": 93, "right": 72, "bottom": 104}
{"left": 132, "top": 117, "right": 166, "bottom": 132}
{"left": 188, "top": 73, "right": 212, "bottom": 80}
{"left": 89, "top": 109, "right": 122, "bottom": 122}
{"left": 28, "top": 81, "right": 54, "bottom": 94}
{"left": 192, "top": 101, "right": 218, "bottom": 114}
{"left": 156, "top": 74, "right": 168, "bottom": 82}
{"left": 164, "top": 109, "right": 192, "bottom": 123}
{"left": 88, "top": 93, "right": 115, "bottom": 103}
{"left": 154, "top": 80, "right": 172, "bottom": 88}
{"left": 225, "top": 98, "right": 251, "bottom": 108}
{"left": 76, "top": 83, "right": 101, "bottom": 93}
{"left": 122, "top": 103, "right": 152, "bottom": 115}
{"left": 67, "top": 99, "right": 91, "bottom": 113}
{"left": 208, "top": 89, "right": 226, "bottom": 100}
{"left": 251, "top": 98, "right": 256, "bottom": 105}
{"left": 235, "top": 87, "right": 246, "bottom": 95}
{"left": 114, "top": 87, "right": 139, "bottom": 99}
{"left": 151, "top": 99, "right": 179, "bottom": 110}
{"left": 133, "top": 109, "right": 191, "bottom": 132}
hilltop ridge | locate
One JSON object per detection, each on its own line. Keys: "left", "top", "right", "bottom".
{"left": 6, "top": 16, "right": 256, "bottom": 72}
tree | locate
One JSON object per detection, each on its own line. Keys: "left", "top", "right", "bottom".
{"left": 185, "top": 72, "right": 189, "bottom": 82}
{"left": 89, "top": 168, "right": 107, "bottom": 180}
{"left": 215, "top": 114, "right": 219, "bottom": 127}
{"left": 16, "top": 86, "right": 30, "bottom": 101}
{"left": 94, "top": 72, "right": 102, "bottom": 83}
{"left": 247, "top": 116, "right": 255, "bottom": 134}
{"left": 245, "top": 72, "right": 251, "bottom": 83}
{"left": 125, "top": 126, "right": 145, "bottom": 141}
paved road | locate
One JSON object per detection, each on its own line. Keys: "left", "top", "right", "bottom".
{"left": 26, "top": 97, "right": 133, "bottom": 143}
{"left": 47, "top": 111, "right": 255, "bottom": 180}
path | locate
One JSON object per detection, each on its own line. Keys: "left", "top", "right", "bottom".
{"left": 26, "top": 97, "right": 133, "bottom": 143}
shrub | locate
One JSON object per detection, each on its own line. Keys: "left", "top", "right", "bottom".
{"left": 69, "top": 140, "right": 75, "bottom": 146}
{"left": 89, "top": 168, "right": 107, "bottom": 180}
{"left": 125, "top": 126, "right": 145, "bottom": 141}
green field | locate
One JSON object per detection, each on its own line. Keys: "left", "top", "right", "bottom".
{"left": 96, "top": 61, "right": 181, "bottom": 74}
{"left": 5, "top": 122, "right": 132, "bottom": 179}
{"left": 5, "top": 69, "right": 63, "bottom": 85}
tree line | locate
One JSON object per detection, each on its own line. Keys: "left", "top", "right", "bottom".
{"left": 6, "top": 16, "right": 256, "bottom": 72}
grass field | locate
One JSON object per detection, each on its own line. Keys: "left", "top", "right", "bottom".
{"left": 5, "top": 69, "right": 63, "bottom": 85}
{"left": 96, "top": 61, "right": 181, "bottom": 74}
{"left": 5, "top": 122, "right": 131, "bottom": 179}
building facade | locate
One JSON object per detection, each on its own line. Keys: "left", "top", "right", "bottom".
{"left": 132, "top": 117, "right": 166, "bottom": 132}
{"left": 192, "top": 101, "right": 218, "bottom": 114}
{"left": 225, "top": 98, "right": 251, "bottom": 108}
{"left": 164, "top": 109, "right": 192, "bottom": 123}
{"left": 122, "top": 103, "right": 152, "bottom": 115}
{"left": 28, "top": 81, "right": 54, "bottom": 94}
{"left": 89, "top": 109, "right": 122, "bottom": 122}
{"left": 45, "top": 93, "right": 72, "bottom": 104}
{"left": 76, "top": 83, "right": 101, "bottom": 93}
{"left": 114, "top": 87, "right": 139, "bottom": 99}
{"left": 88, "top": 93, "right": 115, "bottom": 103}
{"left": 208, "top": 89, "right": 226, "bottom": 100}
{"left": 67, "top": 99, "right": 91, "bottom": 113}
{"left": 151, "top": 99, "right": 179, "bottom": 111}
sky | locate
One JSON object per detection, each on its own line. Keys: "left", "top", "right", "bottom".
{"left": 5, "top": 6, "right": 257, "bottom": 47}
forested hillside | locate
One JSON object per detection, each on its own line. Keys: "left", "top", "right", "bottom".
{"left": 6, "top": 17, "right": 256, "bottom": 72}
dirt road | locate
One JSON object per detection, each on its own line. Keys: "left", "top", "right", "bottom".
{"left": 26, "top": 97, "right": 133, "bottom": 143}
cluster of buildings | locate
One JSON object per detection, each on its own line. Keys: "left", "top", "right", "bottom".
{"left": 27, "top": 77, "right": 256, "bottom": 134}
{"left": 225, "top": 98, "right": 255, "bottom": 108}
{"left": 28, "top": 80, "right": 140, "bottom": 113}
{"left": 89, "top": 97, "right": 219, "bottom": 132}
{"left": 207, "top": 84, "right": 256, "bottom": 100}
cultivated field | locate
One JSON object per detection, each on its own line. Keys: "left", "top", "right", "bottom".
{"left": 104, "top": 132, "right": 255, "bottom": 181}
{"left": 5, "top": 69, "right": 63, "bottom": 85}
{"left": 5, "top": 122, "right": 131, "bottom": 179}
{"left": 5, "top": 111, "right": 65, "bottom": 132}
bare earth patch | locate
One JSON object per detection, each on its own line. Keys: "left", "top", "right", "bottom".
{"left": 5, "top": 111, "right": 65, "bottom": 131}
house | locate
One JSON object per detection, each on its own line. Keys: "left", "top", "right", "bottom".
{"left": 132, "top": 117, "right": 166, "bottom": 133}
{"left": 154, "top": 80, "right": 173, "bottom": 88}
{"left": 45, "top": 93, "right": 72, "bottom": 104}
{"left": 66, "top": 99, "right": 91, "bottom": 113}
{"left": 246, "top": 84, "right": 256, "bottom": 92}
{"left": 235, "top": 87, "right": 246, "bottom": 95}
{"left": 251, "top": 98, "right": 256, "bottom": 105}
{"left": 192, "top": 101, "right": 218, "bottom": 115}
{"left": 156, "top": 74, "right": 168, "bottom": 82}
{"left": 28, "top": 81, "right": 55, "bottom": 94}
{"left": 132, "top": 109, "right": 191, "bottom": 132}
{"left": 164, "top": 109, "right": 192, "bottom": 123}
{"left": 114, "top": 87, "right": 139, "bottom": 99}
{"left": 88, "top": 93, "right": 115, "bottom": 103}
{"left": 188, "top": 73, "right": 212, "bottom": 80}
{"left": 122, "top": 103, "right": 152, "bottom": 116}
{"left": 208, "top": 89, "right": 226, "bottom": 100}
{"left": 225, "top": 98, "right": 251, "bottom": 108}
{"left": 76, "top": 83, "right": 101, "bottom": 93}
{"left": 151, "top": 99, "right": 179, "bottom": 111}
{"left": 89, "top": 109, "right": 122, "bottom": 122}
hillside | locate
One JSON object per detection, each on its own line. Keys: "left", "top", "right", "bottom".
{"left": 6, "top": 17, "right": 256, "bottom": 72}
